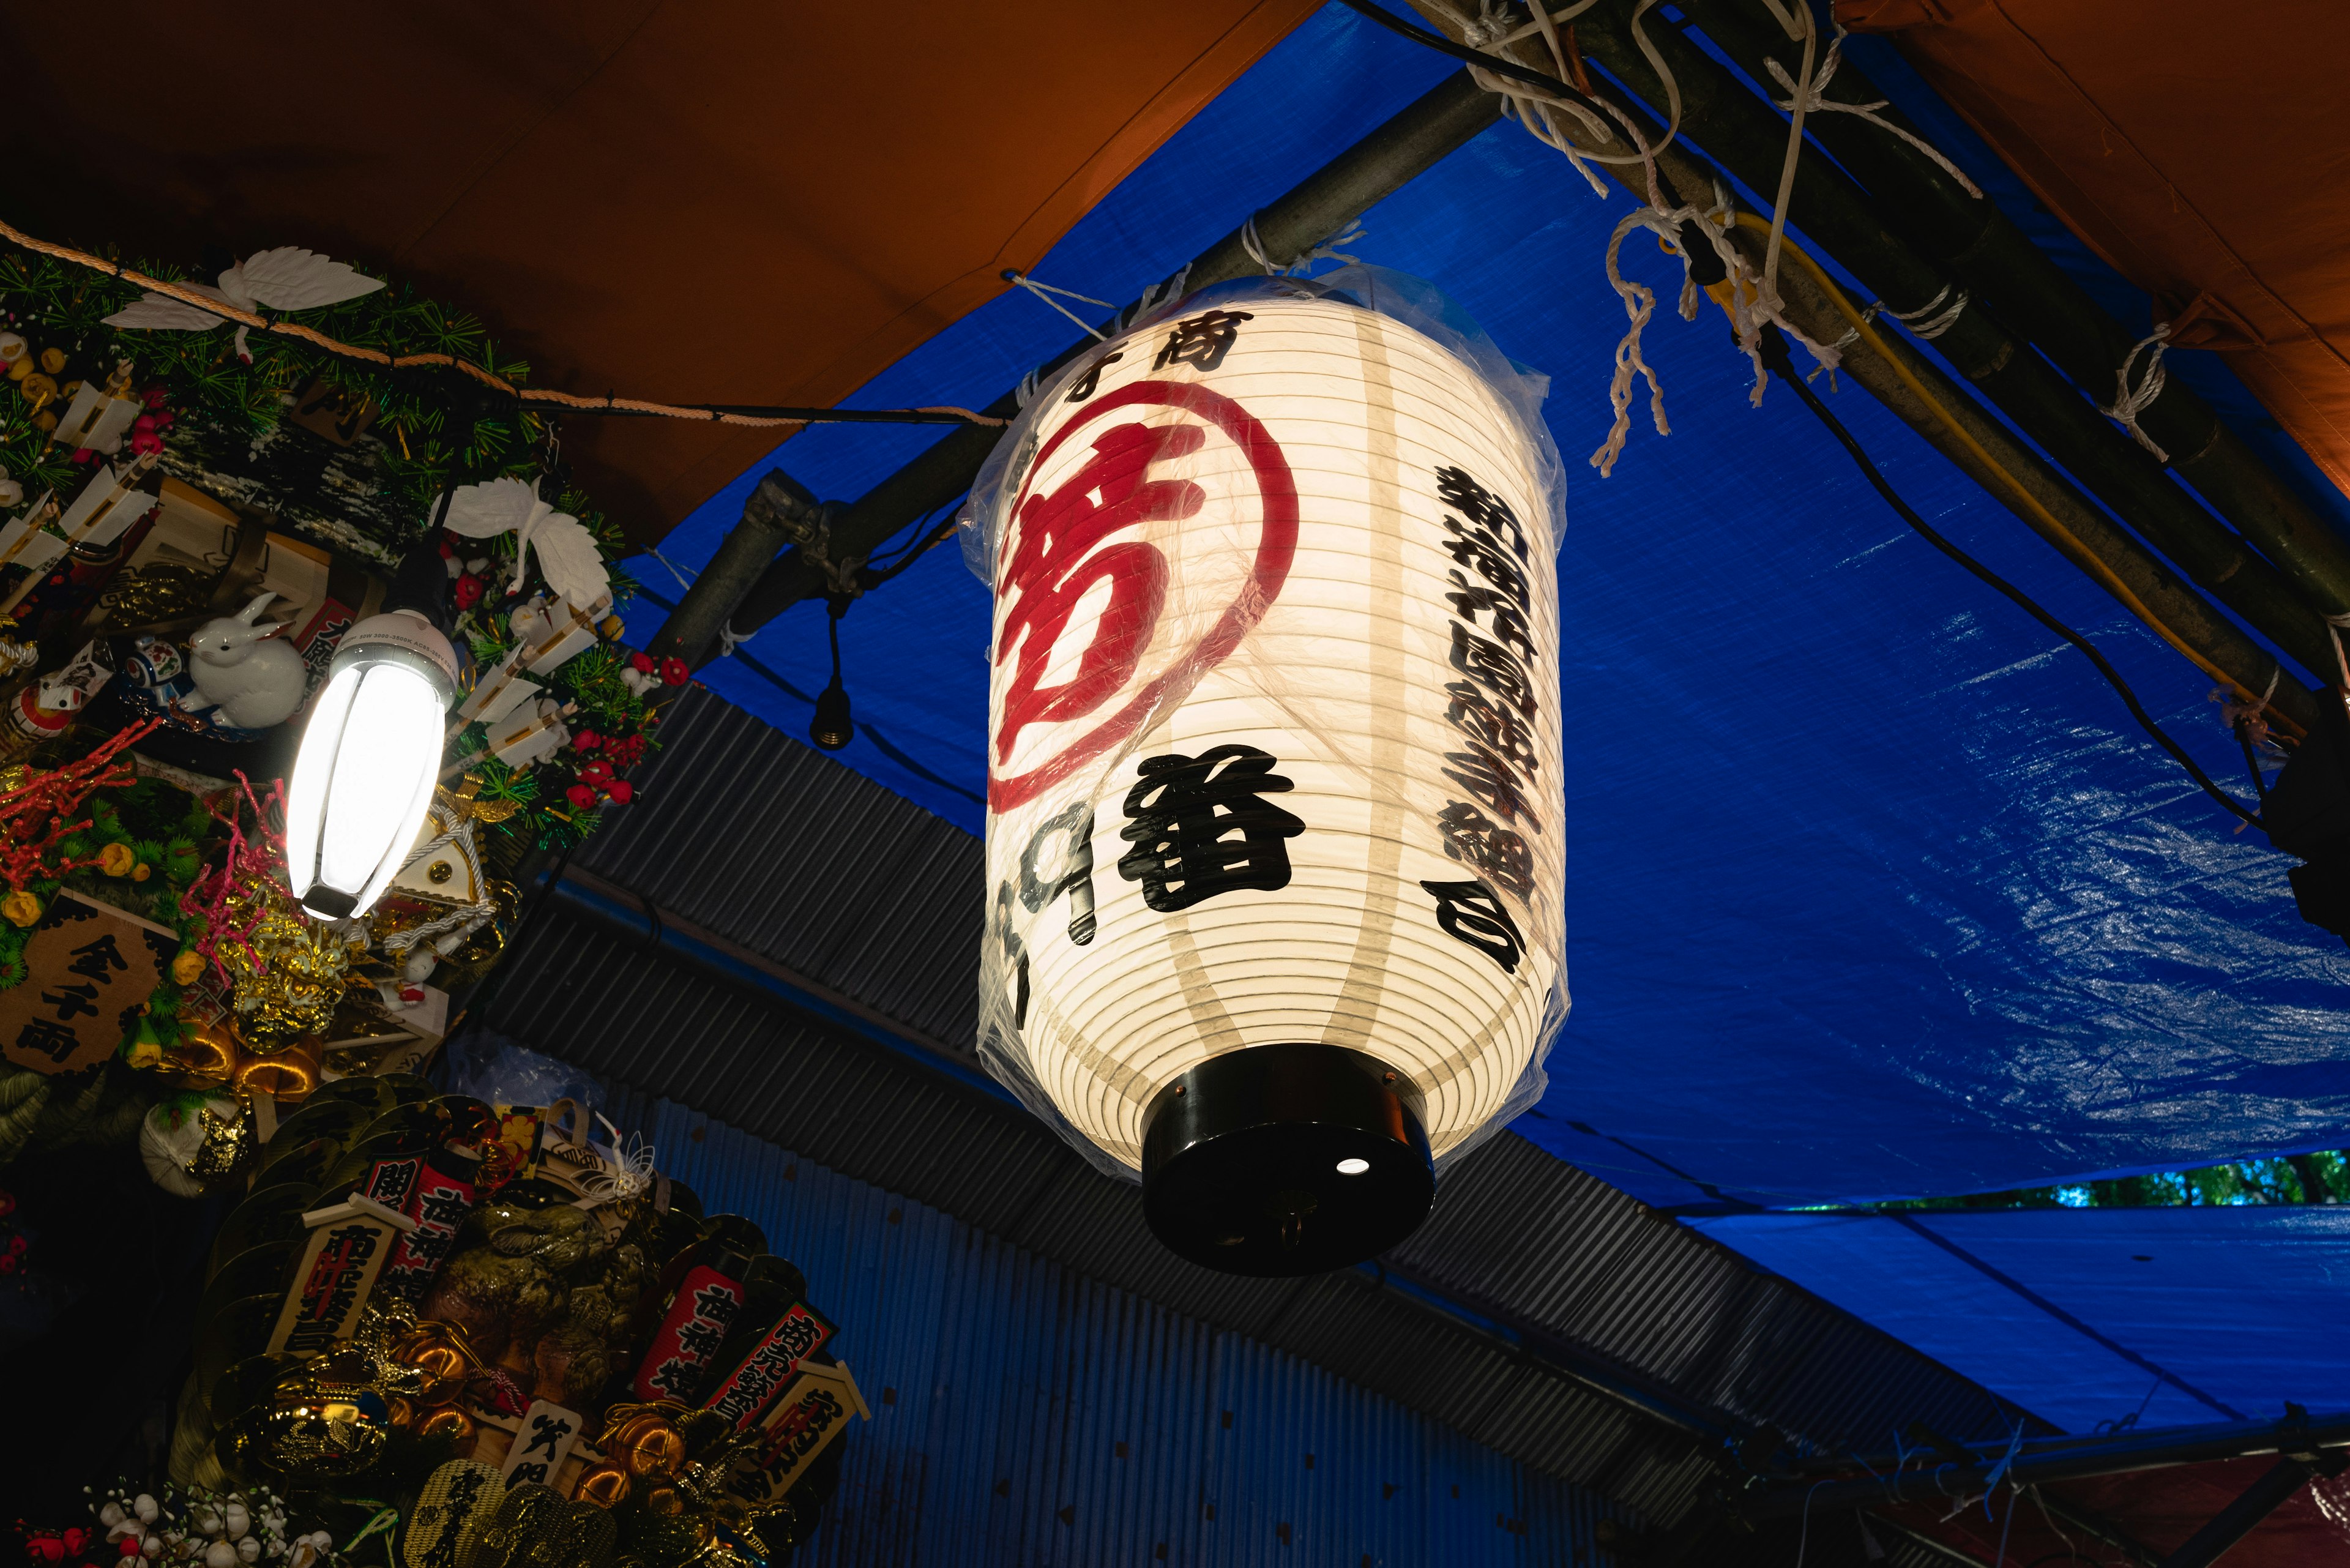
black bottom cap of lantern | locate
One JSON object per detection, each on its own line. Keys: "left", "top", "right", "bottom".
{"left": 1140, "top": 1043, "right": 1434, "bottom": 1277}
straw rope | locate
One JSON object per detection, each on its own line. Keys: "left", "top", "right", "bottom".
{"left": 0, "top": 215, "right": 1004, "bottom": 430}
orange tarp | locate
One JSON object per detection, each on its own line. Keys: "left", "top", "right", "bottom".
{"left": 4, "top": 1, "right": 1318, "bottom": 542}
{"left": 1841, "top": 0, "right": 2350, "bottom": 505}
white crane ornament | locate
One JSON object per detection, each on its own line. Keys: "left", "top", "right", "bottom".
{"left": 102, "top": 247, "right": 386, "bottom": 362}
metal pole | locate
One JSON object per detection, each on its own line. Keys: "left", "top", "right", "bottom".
{"left": 690, "top": 69, "right": 1504, "bottom": 666}
{"left": 646, "top": 469, "right": 824, "bottom": 666}
{"left": 2154, "top": 1455, "right": 2337, "bottom": 1568}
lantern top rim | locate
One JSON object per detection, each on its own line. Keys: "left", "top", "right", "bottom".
{"left": 958, "top": 262, "right": 1565, "bottom": 590}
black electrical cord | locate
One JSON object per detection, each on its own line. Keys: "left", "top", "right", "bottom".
{"left": 860, "top": 494, "right": 968, "bottom": 584}
{"left": 1755, "top": 326, "right": 2263, "bottom": 829}
{"left": 1332, "top": 0, "right": 1595, "bottom": 105}
{"left": 2236, "top": 723, "right": 2273, "bottom": 806}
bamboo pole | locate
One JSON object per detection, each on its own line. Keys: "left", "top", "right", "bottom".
{"left": 1684, "top": 0, "right": 2350, "bottom": 622}
{"left": 1567, "top": 0, "right": 2341, "bottom": 689}
{"left": 1419, "top": 8, "right": 2313, "bottom": 732}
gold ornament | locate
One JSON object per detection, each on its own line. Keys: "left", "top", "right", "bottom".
{"left": 171, "top": 950, "right": 204, "bottom": 984}
{"left": 455, "top": 1483, "right": 616, "bottom": 1568}
{"left": 234, "top": 1037, "right": 322, "bottom": 1100}
{"left": 163, "top": 1018, "right": 240, "bottom": 1083}
{"left": 98, "top": 842, "right": 134, "bottom": 878}
{"left": 1, "top": 891, "right": 39, "bottom": 927}
{"left": 97, "top": 562, "right": 220, "bottom": 630}
{"left": 406, "top": 1460, "right": 505, "bottom": 1568}
{"left": 224, "top": 1340, "right": 400, "bottom": 1479}
{"left": 212, "top": 881, "right": 361, "bottom": 1050}
{"left": 185, "top": 1100, "right": 257, "bottom": 1181}
{"left": 36, "top": 347, "right": 64, "bottom": 375}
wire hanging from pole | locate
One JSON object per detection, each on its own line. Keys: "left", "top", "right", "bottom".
{"left": 1755, "top": 323, "right": 2261, "bottom": 829}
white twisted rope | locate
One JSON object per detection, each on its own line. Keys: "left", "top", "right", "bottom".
{"left": 1240, "top": 214, "right": 1367, "bottom": 276}
{"left": 1884, "top": 283, "right": 1970, "bottom": 340}
{"left": 2100, "top": 323, "right": 2173, "bottom": 462}
{"left": 381, "top": 898, "right": 497, "bottom": 956}
{"left": 1763, "top": 28, "right": 1984, "bottom": 200}
{"left": 1002, "top": 271, "right": 1114, "bottom": 342}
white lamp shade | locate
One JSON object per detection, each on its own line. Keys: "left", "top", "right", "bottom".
{"left": 972, "top": 272, "right": 1568, "bottom": 1177}
{"left": 285, "top": 612, "right": 456, "bottom": 920}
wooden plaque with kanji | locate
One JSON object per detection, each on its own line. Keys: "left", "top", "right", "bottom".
{"left": 0, "top": 890, "right": 174, "bottom": 1075}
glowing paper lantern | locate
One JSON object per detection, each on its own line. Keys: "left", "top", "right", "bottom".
{"left": 969, "top": 269, "right": 1567, "bottom": 1275}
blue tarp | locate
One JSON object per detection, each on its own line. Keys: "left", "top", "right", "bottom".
{"left": 624, "top": 5, "right": 2350, "bottom": 1212}
{"left": 1693, "top": 1208, "right": 2350, "bottom": 1433}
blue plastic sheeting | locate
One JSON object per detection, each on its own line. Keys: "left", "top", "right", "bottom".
{"left": 624, "top": 4, "right": 2350, "bottom": 1209}
{"left": 1693, "top": 1208, "right": 2350, "bottom": 1435}
{"left": 620, "top": 1092, "right": 1632, "bottom": 1565}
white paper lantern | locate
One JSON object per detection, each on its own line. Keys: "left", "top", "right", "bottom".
{"left": 968, "top": 269, "right": 1568, "bottom": 1274}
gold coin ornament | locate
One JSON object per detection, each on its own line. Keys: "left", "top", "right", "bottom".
{"left": 224, "top": 1341, "right": 398, "bottom": 1480}
{"left": 139, "top": 1095, "right": 253, "bottom": 1197}
{"left": 406, "top": 1460, "right": 507, "bottom": 1568}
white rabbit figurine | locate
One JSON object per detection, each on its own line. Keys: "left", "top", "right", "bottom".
{"left": 182, "top": 591, "right": 307, "bottom": 730}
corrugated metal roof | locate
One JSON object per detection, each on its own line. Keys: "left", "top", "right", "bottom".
{"left": 580, "top": 690, "right": 986, "bottom": 1050}
{"left": 597, "top": 1096, "right": 1635, "bottom": 1566}
{"left": 490, "top": 686, "right": 2043, "bottom": 1529}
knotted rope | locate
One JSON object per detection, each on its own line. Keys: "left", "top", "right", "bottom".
{"left": 2100, "top": 323, "right": 2173, "bottom": 462}
{"left": 1240, "top": 215, "right": 1366, "bottom": 276}
{"left": 1762, "top": 23, "right": 1984, "bottom": 200}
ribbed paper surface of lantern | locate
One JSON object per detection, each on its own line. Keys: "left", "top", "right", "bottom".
{"left": 969, "top": 269, "right": 1567, "bottom": 1177}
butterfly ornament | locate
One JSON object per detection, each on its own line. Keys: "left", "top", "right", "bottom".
{"left": 441, "top": 476, "right": 611, "bottom": 610}
{"left": 102, "top": 247, "right": 385, "bottom": 362}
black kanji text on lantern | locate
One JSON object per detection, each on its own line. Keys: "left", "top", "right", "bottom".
{"left": 1065, "top": 350, "right": 1124, "bottom": 402}
{"left": 1117, "top": 745, "right": 1305, "bottom": 912}
{"left": 1434, "top": 803, "right": 1534, "bottom": 903}
{"left": 1152, "top": 310, "right": 1255, "bottom": 374}
{"left": 1020, "top": 802, "right": 1099, "bottom": 945}
{"left": 1436, "top": 465, "right": 1529, "bottom": 561}
{"left": 1424, "top": 460, "right": 1544, "bottom": 920}
{"left": 1421, "top": 879, "right": 1527, "bottom": 974}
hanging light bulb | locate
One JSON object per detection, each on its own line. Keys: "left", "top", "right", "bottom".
{"left": 809, "top": 595, "right": 854, "bottom": 752}
{"left": 284, "top": 546, "right": 459, "bottom": 919}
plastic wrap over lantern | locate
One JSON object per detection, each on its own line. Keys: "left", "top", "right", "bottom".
{"left": 964, "top": 267, "right": 1567, "bottom": 1275}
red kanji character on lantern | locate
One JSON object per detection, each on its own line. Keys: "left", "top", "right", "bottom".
{"left": 993, "top": 420, "right": 1204, "bottom": 761}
